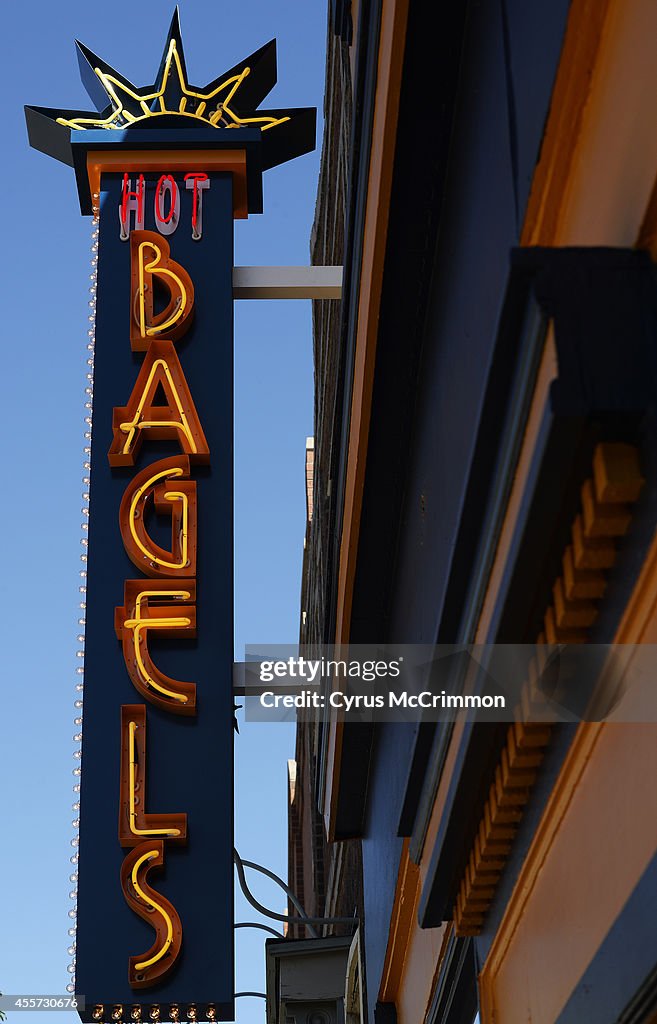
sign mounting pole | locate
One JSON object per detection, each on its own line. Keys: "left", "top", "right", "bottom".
{"left": 25, "top": 10, "right": 316, "bottom": 1023}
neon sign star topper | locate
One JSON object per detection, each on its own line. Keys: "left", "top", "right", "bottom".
{"left": 25, "top": 8, "right": 316, "bottom": 177}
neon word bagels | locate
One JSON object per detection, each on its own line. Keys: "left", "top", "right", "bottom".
{"left": 113, "top": 227, "right": 208, "bottom": 987}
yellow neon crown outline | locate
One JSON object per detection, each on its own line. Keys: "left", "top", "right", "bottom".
{"left": 56, "top": 38, "right": 289, "bottom": 133}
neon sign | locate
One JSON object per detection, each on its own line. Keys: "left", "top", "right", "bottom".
{"left": 72, "top": 170, "right": 238, "bottom": 1019}
{"left": 26, "top": 11, "right": 315, "bottom": 1019}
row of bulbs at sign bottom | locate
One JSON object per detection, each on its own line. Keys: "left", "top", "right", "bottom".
{"left": 91, "top": 1006, "right": 218, "bottom": 1022}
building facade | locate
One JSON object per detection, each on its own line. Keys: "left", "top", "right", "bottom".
{"left": 288, "top": 2, "right": 657, "bottom": 1023}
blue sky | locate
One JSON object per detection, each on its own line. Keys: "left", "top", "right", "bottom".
{"left": 0, "top": 2, "right": 325, "bottom": 1022}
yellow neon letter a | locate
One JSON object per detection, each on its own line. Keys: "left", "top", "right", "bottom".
{"left": 108, "top": 340, "right": 210, "bottom": 467}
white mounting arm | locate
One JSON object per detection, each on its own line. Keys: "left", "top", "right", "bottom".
{"left": 232, "top": 266, "right": 343, "bottom": 299}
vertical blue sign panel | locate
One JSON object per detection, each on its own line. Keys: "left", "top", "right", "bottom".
{"left": 76, "top": 172, "right": 234, "bottom": 1020}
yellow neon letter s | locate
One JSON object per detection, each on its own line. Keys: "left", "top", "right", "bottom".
{"left": 121, "top": 840, "right": 183, "bottom": 988}
{"left": 130, "top": 230, "right": 195, "bottom": 351}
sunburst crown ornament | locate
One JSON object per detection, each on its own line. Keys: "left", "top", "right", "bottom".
{"left": 25, "top": 8, "right": 316, "bottom": 177}
{"left": 57, "top": 37, "right": 288, "bottom": 133}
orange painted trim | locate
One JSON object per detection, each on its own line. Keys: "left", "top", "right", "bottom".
{"left": 480, "top": 719, "right": 657, "bottom": 1023}
{"left": 479, "top": 517, "right": 657, "bottom": 1020}
{"left": 454, "top": 444, "right": 643, "bottom": 936}
{"left": 323, "top": 0, "right": 410, "bottom": 841}
{"left": 379, "top": 841, "right": 451, "bottom": 1024}
{"left": 520, "top": 0, "right": 614, "bottom": 245}
{"left": 86, "top": 149, "right": 249, "bottom": 219}
{"left": 453, "top": 717, "right": 551, "bottom": 936}
{"left": 478, "top": 722, "right": 603, "bottom": 1022}
{"left": 379, "top": 839, "right": 420, "bottom": 1002}
{"left": 614, "top": 539, "right": 657, "bottom": 644}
